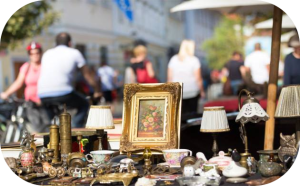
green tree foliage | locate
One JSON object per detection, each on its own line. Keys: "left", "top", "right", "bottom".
{"left": 0, "top": 1, "right": 59, "bottom": 49}
{"left": 202, "top": 15, "right": 244, "bottom": 70}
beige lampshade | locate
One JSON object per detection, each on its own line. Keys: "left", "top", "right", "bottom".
{"left": 200, "top": 106, "right": 230, "bottom": 133}
{"left": 275, "top": 85, "right": 300, "bottom": 118}
{"left": 85, "top": 105, "right": 115, "bottom": 129}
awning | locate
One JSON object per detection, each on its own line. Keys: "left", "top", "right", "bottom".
{"left": 255, "top": 14, "right": 295, "bottom": 29}
{"left": 171, "top": 0, "right": 272, "bottom": 14}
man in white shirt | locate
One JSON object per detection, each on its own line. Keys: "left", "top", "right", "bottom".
{"left": 244, "top": 43, "right": 270, "bottom": 85}
{"left": 38, "top": 32, "right": 101, "bottom": 128}
{"left": 97, "top": 61, "right": 116, "bottom": 103}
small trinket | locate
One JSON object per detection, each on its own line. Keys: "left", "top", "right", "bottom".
{"left": 73, "top": 168, "right": 82, "bottom": 178}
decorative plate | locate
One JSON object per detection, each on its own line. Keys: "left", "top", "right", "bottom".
{"left": 226, "top": 178, "right": 248, "bottom": 183}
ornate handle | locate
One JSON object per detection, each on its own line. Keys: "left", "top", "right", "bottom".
{"left": 188, "top": 150, "right": 192, "bottom": 156}
{"left": 85, "top": 154, "right": 93, "bottom": 163}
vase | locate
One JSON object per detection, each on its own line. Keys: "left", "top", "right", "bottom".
{"left": 20, "top": 149, "right": 35, "bottom": 167}
{"left": 259, "top": 162, "right": 282, "bottom": 177}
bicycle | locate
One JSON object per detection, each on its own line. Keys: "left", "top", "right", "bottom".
{"left": 0, "top": 97, "right": 32, "bottom": 144}
{"left": 0, "top": 98, "right": 14, "bottom": 143}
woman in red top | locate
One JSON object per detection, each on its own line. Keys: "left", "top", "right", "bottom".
{"left": 0, "top": 42, "right": 49, "bottom": 133}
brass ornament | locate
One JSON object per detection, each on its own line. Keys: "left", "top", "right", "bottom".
{"left": 278, "top": 133, "right": 297, "bottom": 161}
{"left": 123, "top": 84, "right": 143, "bottom": 103}
{"left": 49, "top": 123, "right": 60, "bottom": 163}
{"left": 56, "top": 167, "right": 66, "bottom": 178}
{"left": 90, "top": 172, "right": 138, "bottom": 186}
{"left": 48, "top": 167, "right": 57, "bottom": 178}
{"left": 67, "top": 167, "right": 75, "bottom": 176}
{"left": 60, "top": 105, "right": 72, "bottom": 155}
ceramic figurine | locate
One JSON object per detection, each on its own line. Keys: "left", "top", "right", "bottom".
{"left": 196, "top": 152, "right": 207, "bottom": 162}
{"left": 222, "top": 149, "right": 247, "bottom": 178}
{"left": 119, "top": 158, "right": 135, "bottom": 173}
{"left": 183, "top": 165, "right": 195, "bottom": 177}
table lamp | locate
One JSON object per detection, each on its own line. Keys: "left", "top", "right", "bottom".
{"left": 275, "top": 85, "right": 300, "bottom": 145}
{"left": 85, "top": 105, "right": 115, "bottom": 150}
{"left": 235, "top": 89, "right": 269, "bottom": 168}
{"left": 200, "top": 106, "right": 230, "bottom": 157}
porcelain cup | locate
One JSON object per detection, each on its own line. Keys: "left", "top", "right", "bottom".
{"left": 85, "top": 150, "right": 115, "bottom": 165}
{"left": 162, "top": 149, "right": 192, "bottom": 167}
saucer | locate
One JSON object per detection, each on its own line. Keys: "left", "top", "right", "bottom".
{"left": 88, "top": 162, "right": 118, "bottom": 169}
{"left": 226, "top": 178, "right": 248, "bottom": 183}
{"left": 158, "top": 162, "right": 181, "bottom": 168}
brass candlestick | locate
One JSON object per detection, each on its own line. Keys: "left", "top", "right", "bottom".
{"left": 49, "top": 121, "right": 60, "bottom": 163}
{"left": 96, "top": 129, "right": 105, "bottom": 150}
{"left": 143, "top": 147, "right": 152, "bottom": 176}
{"left": 60, "top": 105, "right": 72, "bottom": 156}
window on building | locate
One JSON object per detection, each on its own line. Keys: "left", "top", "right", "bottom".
{"left": 75, "top": 44, "right": 86, "bottom": 60}
{"left": 100, "top": 46, "right": 108, "bottom": 64}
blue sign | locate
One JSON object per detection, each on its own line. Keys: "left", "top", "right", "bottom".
{"left": 114, "top": 0, "right": 133, "bottom": 22}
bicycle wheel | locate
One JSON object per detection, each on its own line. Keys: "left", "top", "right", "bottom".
{"left": 3, "top": 121, "right": 17, "bottom": 143}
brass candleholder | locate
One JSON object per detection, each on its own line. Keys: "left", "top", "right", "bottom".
{"left": 143, "top": 147, "right": 152, "bottom": 176}
{"left": 60, "top": 105, "right": 72, "bottom": 156}
{"left": 49, "top": 121, "right": 60, "bottom": 163}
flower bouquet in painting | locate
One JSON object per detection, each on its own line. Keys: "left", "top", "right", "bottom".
{"left": 138, "top": 101, "right": 165, "bottom": 138}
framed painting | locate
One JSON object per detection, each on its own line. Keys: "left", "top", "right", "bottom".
{"left": 120, "top": 83, "right": 182, "bottom": 152}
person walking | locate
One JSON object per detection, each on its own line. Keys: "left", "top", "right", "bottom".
{"left": 167, "top": 40, "right": 205, "bottom": 116}
{"left": 284, "top": 34, "right": 300, "bottom": 85}
{"left": 130, "top": 45, "right": 158, "bottom": 83}
{"left": 97, "top": 61, "right": 116, "bottom": 103}
{"left": 38, "top": 32, "right": 102, "bottom": 128}
{"left": 0, "top": 42, "right": 49, "bottom": 133}
{"left": 244, "top": 43, "right": 270, "bottom": 85}
{"left": 223, "top": 51, "right": 244, "bottom": 95}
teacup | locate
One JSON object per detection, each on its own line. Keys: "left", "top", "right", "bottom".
{"left": 162, "top": 149, "right": 192, "bottom": 167}
{"left": 85, "top": 150, "right": 115, "bottom": 165}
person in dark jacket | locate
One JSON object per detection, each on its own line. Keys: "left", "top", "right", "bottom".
{"left": 284, "top": 34, "right": 300, "bottom": 85}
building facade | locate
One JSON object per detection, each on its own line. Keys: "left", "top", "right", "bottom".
{"left": 0, "top": 0, "right": 220, "bottom": 94}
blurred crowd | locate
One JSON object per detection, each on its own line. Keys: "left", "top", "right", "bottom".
{"left": 1, "top": 32, "right": 300, "bottom": 133}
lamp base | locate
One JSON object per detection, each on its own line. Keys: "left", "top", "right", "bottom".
{"left": 240, "top": 152, "right": 251, "bottom": 169}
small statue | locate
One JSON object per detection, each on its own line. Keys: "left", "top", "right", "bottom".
{"left": 278, "top": 133, "right": 297, "bottom": 162}
{"left": 183, "top": 158, "right": 205, "bottom": 177}
{"left": 20, "top": 130, "right": 32, "bottom": 151}
{"left": 247, "top": 157, "right": 257, "bottom": 174}
{"left": 119, "top": 158, "right": 134, "bottom": 173}
{"left": 196, "top": 152, "right": 207, "bottom": 162}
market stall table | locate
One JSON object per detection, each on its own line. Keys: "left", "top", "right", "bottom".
{"left": 30, "top": 164, "right": 264, "bottom": 186}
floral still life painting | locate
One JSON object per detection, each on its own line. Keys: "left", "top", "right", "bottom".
{"left": 137, "top": 100, "right": 166, "bottom": 138}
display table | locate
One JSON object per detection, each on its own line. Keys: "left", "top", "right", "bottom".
{"left": 29, "top": 164, "right": 265, "bottom": 186}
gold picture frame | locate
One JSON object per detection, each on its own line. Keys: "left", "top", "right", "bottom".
{"left": 120, "top": 83, "right": 182, "bottom": 152}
